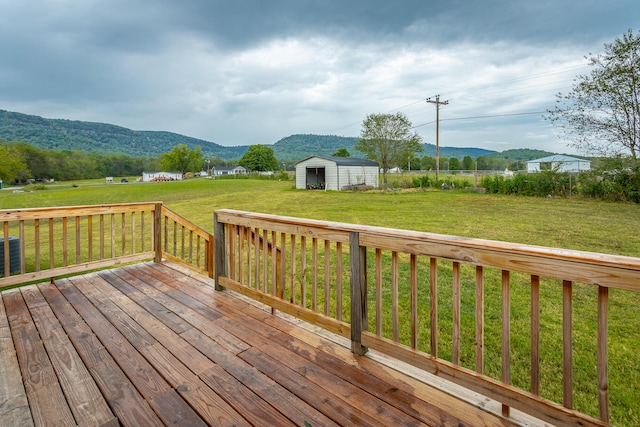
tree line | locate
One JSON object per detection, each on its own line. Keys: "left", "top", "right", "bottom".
{"left": 0, "top": 140, "right": 282, "bottom": 184}
{"left": 0, "top": 142, "right": 160, "bottom": 183}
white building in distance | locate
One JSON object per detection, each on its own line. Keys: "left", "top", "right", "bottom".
{"left": 527, "top": 155, "right": 591, "bottom": 173}
{"left": 295, "top": 156, "right": 379, "bottom": 190}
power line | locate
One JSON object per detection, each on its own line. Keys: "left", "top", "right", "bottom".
{"left": 412, "top": 110, "right": 546, "bottom": 128}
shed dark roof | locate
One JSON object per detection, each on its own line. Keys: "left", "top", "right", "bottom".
{"left": 296, "top": 156, "right": 379, "bottom": 167}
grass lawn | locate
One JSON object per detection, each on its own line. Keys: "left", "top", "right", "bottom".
{"left": 1, "top": 177, "right": 639, "bottom": 424}
{"left": 4, "top": 177, "right": 638, "bottom": 256}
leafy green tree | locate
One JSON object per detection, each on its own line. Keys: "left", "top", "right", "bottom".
{"left": 239, "top": 144, "right": 279, "bottom": 172}
{"left": 160, "top": 144, "right": 203, "bottom": 173}
{"left": 462, "top": 156, "right": 474, "bottom": 171}
{"left": 547, "top": 29, "right": 640, "bottom": 159}
{"left": 0, "top": 142, "right": 28, "bottom": 182}
{"left": 356, "top": 112, "right": 423, "bottom": 184}
{"left": 421, "top": 156, "right": 436, "bottom": 171}
{"left": 332, "top": 148, "right": 350, "bottom": 157}
{"left": 449, "top": 157, "right": 460, "bottom": 171}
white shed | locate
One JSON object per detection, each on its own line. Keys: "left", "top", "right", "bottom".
{"left": 527, "top": 155, "right": 591, "bottom": 173}
{"left": 295, "top": 156, "right": 379, "bottom": 190}
{"left": 142, "top": 171, "right": 183, "bottom": 182}
{"left": 212, "top": 166, "right": 247, "bottom": 176}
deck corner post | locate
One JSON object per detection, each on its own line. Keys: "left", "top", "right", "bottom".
{"left": 350, "top": 231, "right": 368, "bottom": 356}
{"left": 153, "top": 203, "right": 163, "bottom": 263}
{"left": 213, "top": 211, "right": 226, "bottom": 291}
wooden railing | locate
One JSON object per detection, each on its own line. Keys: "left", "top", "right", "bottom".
{"left": 214, "top": 209, "right": 640, "bottom": 427}
{"left": 161, "top": 205, "right": 213, "bottom": 277}
{"left": 0, "top": 203, "right": 213, "bottom": 288}
{"left": 2, "top": 204, "right": 637, "bottom": 425}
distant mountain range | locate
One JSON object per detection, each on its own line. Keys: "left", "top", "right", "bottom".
{"left": 0, "top": 109, "right": 554, "bottom": 162}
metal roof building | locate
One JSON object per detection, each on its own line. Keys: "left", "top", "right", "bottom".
{"left": 295, "top": 156, "right": 379, "bottom": 190}
{"left": 527, "top": 155, "right": 591, "bottom": 173}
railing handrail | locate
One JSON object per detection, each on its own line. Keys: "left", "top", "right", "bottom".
{"left": 0, "top": 202, "right": 161, "bottom": 221}
{"left": 0, "top": 202, "right": 213, "bottom": 286}
{"left": 216, "top": 209, "right": 640, "bottom": 291}
{"left": 214, "top": 208, "right": 639, "bottom": 427}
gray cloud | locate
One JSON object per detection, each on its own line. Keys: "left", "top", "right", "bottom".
{"left": 0, "top": 0, "right": 637, "bottom": 153}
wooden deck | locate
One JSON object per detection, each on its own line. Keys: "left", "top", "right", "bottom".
{"left": 0, "top": 262, "right": 522, "bottom": 427}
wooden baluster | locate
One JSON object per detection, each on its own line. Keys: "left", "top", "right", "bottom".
{"left": 3, "top": 222, "right": 9, "bottom": 277}
{"left": 163, "top": 215, "right": 169, "bottom": 253}
{"left": 188, "top": 229, "right": 193, "bottom": 264}
{"left": 49, "top": 218, "right": 54, "bottom": 270}
{"left": 392, "top": 251, "right": 398, "bottom": 342}
{"left": 290, "top": 234, "right": 296, "bottom": 303}
{"left": 271, "top": 230, "right": 276, "bottom": 296}
{"left": 300, "top": 235, "right": 306, "bottom": 307}
{"left": 475, "top": 266, "right": 484, "bottom": 374}
{"left": 563, "top": 280, "right": 573, "bottom": 409}
{"left": 324, "top": 239, "right": 330, "bottom": 316}
{"left": 140, "top": 211, "right": 145, "bottom": 253}
{"left": 254, "top": 228, "right": 260, "bottom": 290}
{"left": 238, "top": 227, "right": 245, "bottom": 283}
{"left": 180, "top": 224, "right": 185, "bottom": 260}
{"left": 19, "top": 220, "right": 25, "bottom": 274}
{"left": 76, "top": 216, "right": 81, "bottom": 264}
{"left": 100, "top": 214, "right": 105, "bottom": 260}
{"left": 228, "top": 225, "right": 235, "bottom": 280}
{"left": 110, "top": 214, "right": 115, "bottom": 259}
{"left": 34, "top": 219, "right": 40, "bottom": 272}
{"left": 376, "top": 248, "right": 382, "bottom": 336}
{"left": 62, "top": 217, "right": 68, "bottom": 267}
{"left": 502, "top": 270, "right": 511, "bottom": 417}
{"left": 121, "top": 213, "right": 126, "bottom": 256}
{"left": 336, "top": 241, "right": 342, "bottom": 321}
{"left": 410, "top": 254, "right": 418, "bottom": 350}
{"left": 246, "top": 228, "right": 252, "bottom": 286}
{"left": 597, "top": 285, "right": 609, "bottom": 423}
{"left": 453, "top": 261, "right": 461, "bottom": 365}
{"left": 531, "top": 275, "right": 540, "bottom": 396}
{"left": 312, "top": 237, "right": 318, "bottom": 312}
{"left": 262, "top": 229, "right": 268, "bottom": 293}
{"left": 196, "top": 234, "right": 201, "bottom": 268}
{"left": 87, "top": 215, "right": 93, "bottom": 261}
{"left": 279, "top": 232, "right": 286, "bottom": 300}
{"left": 430, "top": 257, "right": 438, "bottom": 357}
{"left": 131, "top": 212, "right": 136, "bottom": 255}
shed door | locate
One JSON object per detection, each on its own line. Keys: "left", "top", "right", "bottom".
{"left": 305, "top": 167, "right": 325, "bottom": 189}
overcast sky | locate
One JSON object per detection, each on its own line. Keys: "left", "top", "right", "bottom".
{"left": 0, "top": 1, "right": 637, "bottom": 154}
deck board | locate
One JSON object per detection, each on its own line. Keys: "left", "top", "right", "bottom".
{"left": 0, "top": 262, "right": 522, "bottom": 427}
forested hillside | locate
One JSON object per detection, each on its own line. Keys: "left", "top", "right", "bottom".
{"left": 272, "top": 134, "right": 496, "bottom": 161}
{"left": 2, "top": 109, "right": 552, "bottom": 163}
{"left": 0, "top": 110, "right": 246, "bottom": 159}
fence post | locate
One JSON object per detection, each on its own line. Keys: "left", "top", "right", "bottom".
{"left": 207, "top": 232, "right": 215, "bottom": 279}
{"left": 213, "top": 212, "right": 226, "bottom": 291}
{"left": 153, "top": 203, "right": 162, "bottom": 263}
{"left": 350, "top": 231, "right": 368, "bottom": 355}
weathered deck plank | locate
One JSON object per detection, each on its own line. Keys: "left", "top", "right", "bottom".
{"left": 0, "top": 262, "right": 522, "bottom": 427}
{"left": 0, "top": 295, "right": 33, "bottom": 426}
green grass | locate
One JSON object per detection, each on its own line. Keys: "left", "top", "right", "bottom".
{"left": 2, "top": 178, "right": 639, "bottom": 424}
{"left": 3, "top": 178, "right": 639, "bottom": 256}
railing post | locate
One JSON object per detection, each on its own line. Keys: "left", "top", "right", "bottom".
{"left": 153, "top": 203, "right": 162, "bottom": 263}
{"left": 350, "top": 231, "right": 368, "bottom": 356}
{"left": 207, "top": 232, "right": 215, "bottom": 279}
{"left": 213, "top": 212, "right": 226, "bottom": 291}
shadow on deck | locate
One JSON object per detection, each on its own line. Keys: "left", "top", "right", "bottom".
{"left": 1, "top": 262, "right": 524, "bottom": 427}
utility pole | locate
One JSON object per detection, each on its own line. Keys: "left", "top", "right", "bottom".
{"left": 426, "top": 95, "right": 449, "bottom": 181}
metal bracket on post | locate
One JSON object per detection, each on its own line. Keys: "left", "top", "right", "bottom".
{"left": 350, "top": 231, "right": 368, "bottom": 356}
{"left": 213, "top": 212, "right": 226, "bottom": 291}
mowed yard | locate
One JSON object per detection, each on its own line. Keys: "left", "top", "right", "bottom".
{"left": 3, "top": 177, "right": 639, "bottom": 256}
{"left": 1, "top": 177, "right": 639, "bottom": 425}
